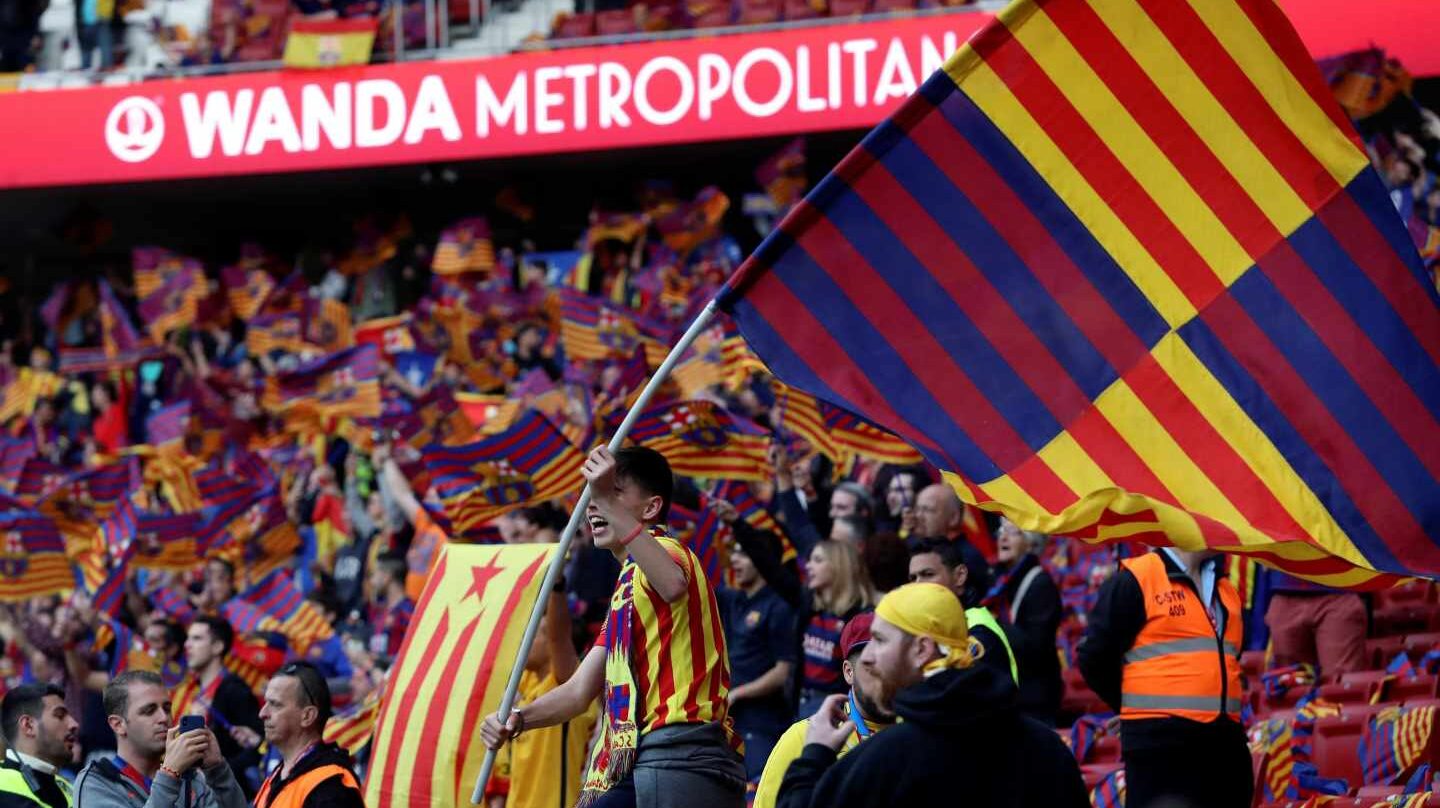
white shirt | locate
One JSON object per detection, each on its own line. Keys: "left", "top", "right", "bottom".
{"left": 1161, "top": 548, "right": 1223, "bottom": 635}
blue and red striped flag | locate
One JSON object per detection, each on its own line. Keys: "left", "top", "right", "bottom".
{"left": 432, "top": 217, "right": 495, "bottom": 276}
{"left": 628, "top": 400, "right": 771, "bottom": 481}
{"left": 0, "top": 436, "right": 35, "bottom": 490}
{"left": 221, "top": 265, "right": 276, "bottom": 321}
{"left": 149, "top": 586, "right": 196, "bottom": 623}
{"left": 558, "top": 288, "right": 665, "bottom": 363}
{"left": 422, "top": 411, "right": 586, "bottom": 536}
{"left": 15, "top": 457, "right": 70, "bottom": 504}
{"left": 236, "top": 570, "right": 333, "bottom": 653}
{"left": 145, "top": 400, "right": 191, "bottom": 449}
{"left": 668, "top": 501, "right": 728, "bottom": 583}
{"left": 139, "top": 263, "right": 203, "bottom": 342}
{"left": 247, "top": 312, "right": 307, "bottom": 357}
{"left": 133, "top": 247, "right": 202, "bottom": 299}
{"left": 128, "top": 512, "right": 203, "bottom": 571}
{"left": 273, "top": 345, "right": 382, "bottom": 419}
{"left": 0, "top": 510, "right": 71, "bottom": 601}
{"left": 717, "top": 0, "right": 1440, "bottom": 588}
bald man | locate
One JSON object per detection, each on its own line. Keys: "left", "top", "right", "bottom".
{"left": 908, "top": 485, "right": 991, "bottom": 607}
{"left": 774, "top": 584, "right": 1085, "bottom": 808}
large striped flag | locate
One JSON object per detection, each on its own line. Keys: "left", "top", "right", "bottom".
{"left": 716, "top": 0, "right": 1440, "bottom": 587}
{"left": 139, "top": 263, "right": 204, "bottom": 342}
{"left": 0, "top": 510, "right": 71, "bottom": 601}
{"left": 422, "top": 412, "right": 585, "bottom": 536}
{"left": 432, "top": 217, "right": 496, "bottom": 275}
{"left": 365, "top": 542, "right": 552, "bottom": 808}
{"left": 274, "top": 345, "right": 382, "bottom": 419}
{"left": 629, "top": 400, "right": 771, "bottom": 481}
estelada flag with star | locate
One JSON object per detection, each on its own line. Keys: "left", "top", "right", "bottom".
{"left": 365, "top": 542, "right": 553, "bottom": 808}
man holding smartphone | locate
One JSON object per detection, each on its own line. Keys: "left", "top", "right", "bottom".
{"left": 75, "top": 671, "right": 248, "bottom": 808}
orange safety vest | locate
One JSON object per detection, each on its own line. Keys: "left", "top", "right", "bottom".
{"left": 253, "top": 764, "right": 361, "bottom": 808}
{"left": 1119, "top": 553, "right": 1243, "bottom": 723}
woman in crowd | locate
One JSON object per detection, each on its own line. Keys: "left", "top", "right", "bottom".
{"left": 796, "top": 539, "right": 875, "bottom": 719}
{"left": 986, "top": 518, "right": 1064, "bottom": 725}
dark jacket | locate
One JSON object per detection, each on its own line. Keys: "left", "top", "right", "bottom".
{"left": 1076, "top": 551, "right": 1245, "bottom": 751}
{"left": 206, "top": 674, "right": 263, "bottom": 794}
{"left": 255, "top": 744, "right": 363, "bottom": 808}
{"left": 0, "top": 757, "right": 69, "bottom": 808}
{"left": 775, "top": 663, "right": 1088, "bottom": 808}
{"left": 994, "top": 554, "right": 1063, "bottom": 724}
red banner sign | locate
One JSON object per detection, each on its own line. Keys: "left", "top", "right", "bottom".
{"left": 0, "top": 13, "right": 993, "bottom": 189}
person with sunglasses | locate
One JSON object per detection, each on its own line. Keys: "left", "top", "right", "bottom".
{"left": 252, "top": 663, "right": 363, "bottom": 808}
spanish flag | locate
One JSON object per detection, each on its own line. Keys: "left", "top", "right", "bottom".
{"left": 366, "top": 543, "right": 553, "bottom": 808}
{"left": 282, "top": 17, "right": 377, "bottom": 69}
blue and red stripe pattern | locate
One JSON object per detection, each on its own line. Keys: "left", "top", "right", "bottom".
{"left": 0, "top": 509, "right": 70, "bottom": 601}
{"left": 718, "top": 0, "right": 1440, "bottom": 588}
{"left": 238, "top": 570, "right": 333, "bottom": 652}
{"left": 628, "top": 400, "right": 772, "bottom": 481}
{"left": 272, "top": 344, "right": 382, "bottom": 419}
{"left": 421, "top": 410, "right": 585, "bottom": 535}
{"left": 145, "top": 400, "right": 191, "bottom": 449}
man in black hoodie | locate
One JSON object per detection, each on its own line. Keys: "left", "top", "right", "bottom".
{"left": 777, "top": 583, "right": 1087, "bottom": 808}
{"left": 252, "top": 663, "right": 364, "bottom": 808}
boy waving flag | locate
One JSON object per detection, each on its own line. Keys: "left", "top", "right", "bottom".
{"left": 482, "top": 446, "right": 746, "bottom": 808}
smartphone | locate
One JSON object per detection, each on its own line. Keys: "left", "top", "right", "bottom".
{"left": 178, "top": 715, "right": 205, "bottom": 735}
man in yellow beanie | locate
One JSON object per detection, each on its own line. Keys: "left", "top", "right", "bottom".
{"left": 774, "top": 584, "right": 1087, "bottom": 808}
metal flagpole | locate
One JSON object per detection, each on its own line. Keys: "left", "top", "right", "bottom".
{"left": 472, "top": 298, "right": 721, "bottom": 803}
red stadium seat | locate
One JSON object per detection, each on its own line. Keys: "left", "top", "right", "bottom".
{"left": 1373, "top": 604, "right": 1440, "bottom": 637}
{"left": 1319, "top": 680, "right": 1379, "bottom": 706}
{"left": 595, "top": 9, "right": 639, "bottom": 35}
{"left": 1312, "top": 712, "right": 1368, "bottom": 786}
{"left": 1404, "top": 631, "right": 1440, "bottom": 655}
{"left": 827, "top": 0, "right": 869, "bottom": 15}
{"left": 551, "top": 12, "right": 596, "bottom": 37}
{"left": 736, "top": 0, "right": 780, "bottom": 24}
{"left": 782, "top": 0, "right": 823, "bottom": 21}
{"left": 1367, "top": 636, "right": 1407, "bottom": 669}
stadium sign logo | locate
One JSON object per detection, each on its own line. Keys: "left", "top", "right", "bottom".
{"left": 105, "top": 96, "right": 165, "bottom": 163}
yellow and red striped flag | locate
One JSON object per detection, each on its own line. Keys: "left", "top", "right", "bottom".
{"left": 432, "top": 217, "right": 495, "bottom": 275}
{"left": 365, "top": 542, "right": 553, "bottom": 808}
{"left": 325, "top": 691, "right": 382, "bottom": 757}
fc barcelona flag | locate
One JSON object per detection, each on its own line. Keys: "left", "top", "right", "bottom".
{"left": 820, "top": 401, "right": 924, "bottom": 465}
{"left": 139, "top": 264, "right": 203, "bottom": 342}
{"left": 366, "top": 543, "right": 552, "bottom": 808}
{"left": 0, "top": 510, "right": 72, "bottom": 601}
{"left": 432, "top": 217, "right": 496, "bottom": 275}
{"left": 247, "top": 312, "right": 307, "bottom": 356}
{"left": 145, "top": 400, "right": 191, "bottom": 449}
{"left": 669, "top": 502, "right": 728, "bottom": 583}
{"left": 133, "top": 247, "right": 202, "bottom": 300}
{"left": 354, "top": 314, "right": 417, "bottom": 358}
{"left": 275, "top": 345, "right": 382, "bottom": 419}
{"left": 422, "top": 412, "right": 585, "bottom": 536}
{"left": 558, "top": 288, "right": 664, "bottom": 363}
{"left": 629, "top": 400, "right": 771, "bottom": 481}
{"left": 128, "top": 512, "right": 204, "bottom": 571}
{"left": 325, "top": 691, "right": 381, "bottom": 757}
{"left": 238, "top": 570, "right": 334, "bottom": 653}
{"left": 221, "top": 266, "right": 276, "bottom": 320}
{"left": 304, "top": 298, "right": 353, "bottom": 353}
{"left": 718, "top": 0, "right": 1440, "bottom": 587}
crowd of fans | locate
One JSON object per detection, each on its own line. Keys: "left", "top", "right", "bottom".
{"left": 0, "top": 44, "right": 1435, "bottom": 808}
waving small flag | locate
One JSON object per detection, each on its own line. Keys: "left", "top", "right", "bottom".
{"left": 133, "top": 247, "right": 203, "bottom": 300}
{"left": 558, "top": 288, "right": 664, "bottom": 363}
{"left": 669, "top": 502, "right": 728, "bottom": 583}
{"left": 282, "top": 16, "right": 377, "bottom": 69}
{"left": 629, "top": 400, "right": 771, "bottom": 481}
{"left": 755, "top": 137, "right": 808, "bottom": 213}
{"left": 273, "top": 345, "right": 382, "bottom": 419}
{"left": 129, "top": 512, "right": 204, "bottom": 571}
{"left": 432, "top": 217, "right": 496, "bottom": 275}
{"left": 0, "top": 510, "right": 71, "bottom": 601}
{"left": 325, "top": 691, "right": 382, "bottom": 757}
{"left": 139, "top": 264, "right": 204, "bottom": 342}
{"left": 709, "top": 480, "right": 792, "bottom": 561}
{"left": 145, "top": 400, "right": 192, "bottom": 450}
{"left": 222, "top": 265, "right": 276, "bottom": 320}
{"left": 820, "top": 401, "right": 923, "bottom": 465}
{"left": 304, "top": 298, "right": 354, "bottom": 353}
{"left": 366, "top": 543, "right": 552, "bottom": 808}
{"left": 247, "top": 312, "right": 307, "bottom": 356}
{"left": 422, "top": 412, "right": 585, "bottom": 536}
{"left": 455, "top": 392, "right": 522, "bottom": 435}
{"left": 355, "top": 314, "right": 417, "bottom": 358}
{"left": 237, "top": 570, "right": 334, "bottom": 653}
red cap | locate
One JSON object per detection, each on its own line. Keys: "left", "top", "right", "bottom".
{"left": 839, "top": 612, "right": 875, "bottom": 659}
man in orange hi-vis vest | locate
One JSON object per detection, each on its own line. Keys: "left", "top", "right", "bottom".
{"left": 1077, "top": 549, "right": 1249, "bottom": 808}
{"left": 251, "top": 663, "right": 364, "bottom": 808}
